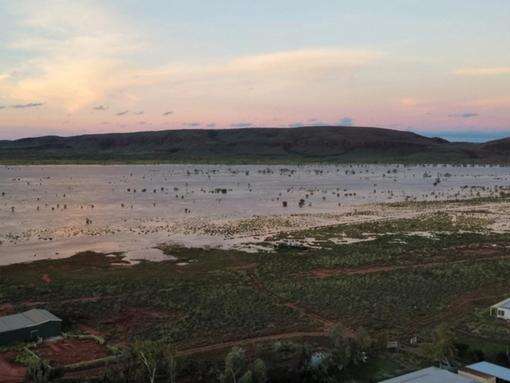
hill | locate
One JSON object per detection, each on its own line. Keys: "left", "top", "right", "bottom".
{"left": 0, "top": 126, "right": 506, "bottom": 164}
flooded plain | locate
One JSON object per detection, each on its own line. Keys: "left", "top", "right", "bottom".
{"left": 1, "top": 164, "right": 509, "bottom": 265}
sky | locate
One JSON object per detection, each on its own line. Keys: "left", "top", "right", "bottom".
{"left": 0, "top": 0, "right": 509, "bottom": 141}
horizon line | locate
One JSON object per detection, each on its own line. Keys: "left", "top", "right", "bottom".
{"left": 1, "top": 125, "right": 509, "bottom": 144}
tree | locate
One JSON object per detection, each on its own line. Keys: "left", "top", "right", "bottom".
{"left": 239, "top": 370, "right": 253, "bottom": 383}
{"left": 162, "top": 343, "right": 178, "bottom": 383}
{"left": 310, "top": 324, "right": 373, "bottom": 381}
{"left": 351, "top": 327, "right": 372, "bottom": 365}
{"left": 329, "top": 324, "right": 354, "bottom": 370}
{"left": 25, "top": 358, "right": 59, "bottom": 383}
{"left": 100, "top": 362, "right": 134, "bottom": 383}
{"left": 131, "top": 340, "right": 177, "bottom": 383}
{"left": 220, "top": 347, "right": 247, "bottom": 383}
{"left": 356, "top": 327, "right": 373, "bottom": 352}
{"left": 421, "top": 324, "right": 457, "bottom": 367}
{"left": 220, "top": 348, "right": 268, "bottom": 383}
{"left": 251, "top": 359, "right": 267, "bottom": 383}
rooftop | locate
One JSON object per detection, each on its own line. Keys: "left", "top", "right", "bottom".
{"left": 0, "top": 309, "right": 62, "bottom": 333}
{"left": 379, "top": 367, "right": 476, "bottom": 383}
{"left": 465, "top": 362, "right": 510, "bottom": 382}
{"left": 492, "top": 298, "right": 510, "bottom": 310}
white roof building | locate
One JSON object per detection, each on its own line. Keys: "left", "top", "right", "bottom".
{"left": 490, "top": 298, "right": 510, "bottom": 320}
{"left": 460, "top": 362, "right": 510, "bottom": 383}
{"left": 379, "top": 367, "right": 476, "bottom": 383}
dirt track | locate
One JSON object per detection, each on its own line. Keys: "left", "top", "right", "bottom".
{"left": 245, "top": 271, "right": 355, "bottom": 337}
{"left": 177, "top": 331, "right": 326, "bottom": 357}
{"left": 305, "top": 251, "right": 510, "bottom": 279}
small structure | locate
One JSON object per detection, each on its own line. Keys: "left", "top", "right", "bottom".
{"left": 379, "top": 367, "right": 476, "bottom": 383}
{"left": 0, "top": 309, "right": 62, "bottom": 345}
{"left": 386, "top": 340, "right": 400, "bottom": 352}
{"left": 309, "top": 351, "right": 328, "bottom": 368}
{"left": 490, "top": 298, "right": 510, "bottom": 320}
{"left": 459, "top": 362, "right": 510, "bottom": 383}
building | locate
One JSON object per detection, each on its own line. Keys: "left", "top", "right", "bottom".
{"left": 379, "top": 367, "right": 477, "bottom": 383}
{"left": 490, "top": 298, "right": 510, "bottom": 320}
{"left": 459, "top": 366, "right": 497, "bottom": 383}
{"left": 459, "top": 362, "right": 510, "bottom": 383}
{"left": 0, "top": 309, "right": 62, "bottom": 345}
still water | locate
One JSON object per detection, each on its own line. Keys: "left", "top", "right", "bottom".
{"left": 1, "top": 164, "right": 508, "bottom": 265}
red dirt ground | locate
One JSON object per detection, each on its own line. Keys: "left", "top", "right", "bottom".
{"left": 102, "top": 307, "right": 171, "bottom": 325}
{"left": 98, "top": 307, "right": 175, "bottom": 341}
{"left": 177, "top": 331, "right": 326, "bottom": 357}
{"left": 0, "top": 303, "right": 14, "bottom": 316}
{"left": 245, "top": 271, "right": 351, "bottom": 335}
{"left": 78, "top": 324, "right": 104, "bottom": 337}
{"left": 35, "top": 339, "right": 109, "bottom": 366}
{"left": 0, "top": 352, "right": 26, "bottom": 383}
{"left": 41, "top": 273, "right": 52, "bottom": 284}
{"left": 307, "top": 251, "right": 510, "bottom": 279}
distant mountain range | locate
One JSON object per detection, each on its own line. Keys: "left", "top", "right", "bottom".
{"left": 1, "top": 126, "right": 509, "bottom": 164}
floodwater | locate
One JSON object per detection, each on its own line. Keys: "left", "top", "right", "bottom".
{"left": 1, "top": 164, "right": 509, "bottom": 265}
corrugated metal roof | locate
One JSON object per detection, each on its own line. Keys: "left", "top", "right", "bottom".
{"left": 492, "top": 298, "right": 510, "bottom": 309}
{"left": 467, "top": 362, "right": 510, "bottom": 382}
{"left": 23, "top": 309, "right": 61, "bottom": 324}
{"left": 0, "top": 309, "right": 61, "bottom": 333}
{"left": 379, "top": 367, "right": 476, "bottom": 383}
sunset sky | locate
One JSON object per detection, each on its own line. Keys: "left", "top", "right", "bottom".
{"left": 0, "top": 0, "right": 509, "bottom": 141}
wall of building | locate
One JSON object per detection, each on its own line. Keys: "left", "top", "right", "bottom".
{"left": 496, "top": 308, "right": 510, "bottom": 320}
{"left": 458, "top": 369, "right": 496, "bottom": 383}
{"left": 0, "top": 321, "right": 61, "bottom": 346}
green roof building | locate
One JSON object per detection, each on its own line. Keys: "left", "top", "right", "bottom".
{"left": 0, "top": 309, "right": 62, "bottom": 345}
